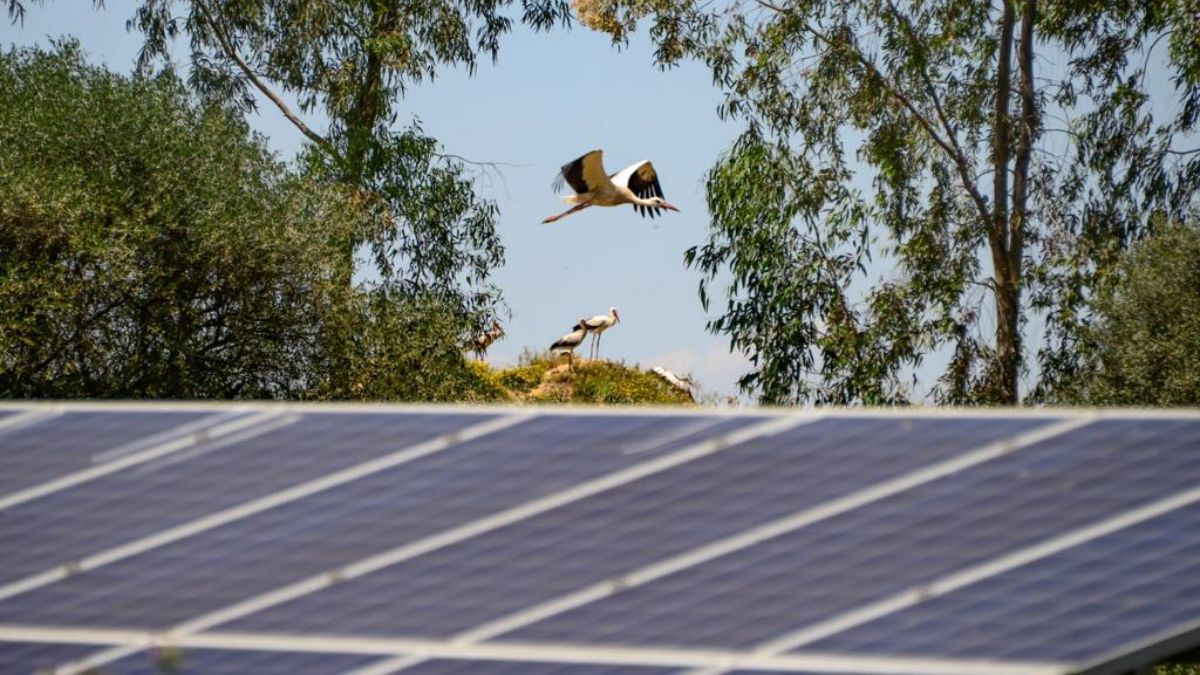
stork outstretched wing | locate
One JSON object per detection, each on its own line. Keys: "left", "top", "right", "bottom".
{"left": 614, "top": 160, "right": 666, "bottom": 218}
{"left": 552, "top": 149, "right": 611, "bottom": 195}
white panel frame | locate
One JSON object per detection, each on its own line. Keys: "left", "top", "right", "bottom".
{"left": 0, "top": 626, "right": 1067, "bottom": 675}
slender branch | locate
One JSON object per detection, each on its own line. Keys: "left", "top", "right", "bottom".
{"left": 1043, "top": 126, "right": 1083, "bottom": 141}
{"left": 193, "top": 0, "right": 338, "bottom": 159}
{"left": 881, "top": 0, "right": 992, "bottom": 224}
{"left": 1139, "top": 30, "right": 1172, "bottom": 89}
{"left": 753, "top": 0, "right": 993, "bottom": 223}
{"left": 1166, "top": 147, "right": 1200, "bottom": 156}
{"left": 434, "top": 153, "right": 528, "bottom": 168}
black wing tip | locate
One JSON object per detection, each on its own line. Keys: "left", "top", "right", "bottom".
{"left": 567, "top": 149, "right": 602, "bottom": 167}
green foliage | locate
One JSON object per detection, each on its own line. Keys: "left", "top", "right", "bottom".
{"left": 495, "top": 350, "right": 560, "bottom": 394}
{"left": 0, "top": 42, "right": 345, "bottom": 397}
{"left": 125, "top": 0, "right": 573, "bottom": 328}
{"left": 0, "top": 43, "right": 502, "bottom": 402}
{"left": 1047, "top": 221, "right": 1200, "bottom": 406}
{"left": 570, "top": 359, "right": 694, "bottom": 404}
{"left": 582, "top": 0, "right": 1200, "bottom": 406}
{"left": 1157, "top": 664, "right": 1200, "bottom": 675}
{"left": 318, "top": 293, "right": 512, "bottom": 403}
{"left": 504, "top": 357, "right": 693, "bottom": 405}
{"left": 488, "top": 352, "right": 694, "bottom": 404}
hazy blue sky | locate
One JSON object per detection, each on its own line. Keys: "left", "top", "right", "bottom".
{"left": 3, "top": 1, "right": 761, "bottom": 400}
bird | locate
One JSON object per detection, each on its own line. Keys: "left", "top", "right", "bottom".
{"left": 550, "top": 319, "right": 590, "bottom": 370}
{"left": 581, "top": 307, "right": 620, "bottom": 359}
{"left": 469, "top": 320, "right": 505, "bottom": 361}
{"left": 652, "top": 366, "right": 695, "bottom": 399}
{"left": 541, "top": 149, "right": 680, "bottom": 224}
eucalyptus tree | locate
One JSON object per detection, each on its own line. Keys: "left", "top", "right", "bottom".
{"left": 575, "top": 0, "right": 1199, "bottom": 405}
{"left": 4, "top": 0, "right": 570, "bottom": 322}
{"left": 119, "top": 0, "right": 569, "bottom": 319}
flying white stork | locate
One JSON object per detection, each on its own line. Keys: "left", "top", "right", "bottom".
{"left": 581, "top": 307, "right": 620, "bottom": 359}
{"left": 542, "top": 149, "right": 680, "bottom": 224}
{"left": 550, "top": 319, "right": 590, "bottom": 369}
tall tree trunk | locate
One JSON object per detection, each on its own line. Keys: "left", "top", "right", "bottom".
{"left": 990, "top": 0, "right": 1019, "bottom": 404}
{"left": 1007, "top": 0, "right": 1037, "bottom": 405}
{"left": 340, "top": 2, "right": 400, "bottom": 284}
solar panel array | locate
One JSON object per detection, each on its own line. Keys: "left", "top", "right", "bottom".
{"left": 0, "top": 403, "right": 1198, "bottom": 675}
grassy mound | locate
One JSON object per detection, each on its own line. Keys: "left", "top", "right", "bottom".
{"left": 488, "top": 352, "right": 694, "bottom": 405}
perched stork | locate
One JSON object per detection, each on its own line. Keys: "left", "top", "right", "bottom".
{"left": 542, "top": 149, "right": 680, "bottom": 224}
{"left": 550, "top": 319, "right": 590, "bottom": 370}
{"left": 581, "top": 307, "right": 620, "bottom": 359}
{"left": 469, "top": 320, "right": 505, "bottom": 361}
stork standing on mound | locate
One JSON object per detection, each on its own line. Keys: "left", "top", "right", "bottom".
{"left": 581, "top": 307, "right": 620, "bottom": 359}
{"left": 550, "top": 319, "right": 590, "bottom": 370}
{"left": 542, "top": 149, "right": 680, "bottom": 224}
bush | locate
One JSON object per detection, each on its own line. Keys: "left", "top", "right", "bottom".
{"left": 494, "top": 350, "right": 560, "bottom": 394}
{"left": 0, "top": 42, "right": 498, "bottom": 402}
{"left": 1049, "top": 221, "right": 1200, "bottom": 406}
{"left": 570, "top": 360, "right": 694, "bottom": 404}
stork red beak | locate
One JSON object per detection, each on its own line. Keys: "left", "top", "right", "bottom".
{"left": 614, "top": 310, "right": 621, "bottom": 323}
{"left": 662, "top": 202, "right": 680, "bottom": 212}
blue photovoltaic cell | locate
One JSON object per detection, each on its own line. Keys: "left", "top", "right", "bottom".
{"left": 0, "top": 409, "right": 219, "bottom": 496}
{"left": 0, "top": 411, "right": 493, "bottom": 587}
{"left": 226, "top": 417, "right": 1054, "bottom": 637}
{"left": 804, "top": 500, "right": 1200, "bottom": 663}
{"left": 0, "top": 414, "right": 751, "bottom": 628}
{"left": 98, "top": 647, "right": 383, "bottom": 674}
{"left": 503, "top": 419, "right": 1200, "bottom": 649}
{"left": 0, "top": 640, "right": 99, "bottom": 675}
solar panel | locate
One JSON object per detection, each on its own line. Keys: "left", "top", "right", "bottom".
{"left": 222, "top": 417, "right": 1057, "bottom": 639}
{"left": 0, "top": 410, "right": 500, "bottom": 587}
{"left": 804, "top": 500, "right": 1200, "bottom": 662}
{"left": 501, "top": 419, "right": 1200, "bottom": 650}
{"left": 0, "top": 403, "right": 1197, "bottom": 675}
{"left": 0, "top": 640, "right": 98, "bottom": 675}
{"left": 0, "top": 408, "right": 227, "bottom": 497}
{"left": 101, "top": 648, "right": 678, "bottom": 675}
{"left": 101, "top": 645, "right": 384, "bottom": 674}
{"left": 0, "top": 413, "right": 759, "bottom": 628}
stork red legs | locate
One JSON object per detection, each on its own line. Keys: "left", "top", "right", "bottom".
{"left": 542, "top": 203, "right": 591, "bottom": 224}
{"left": 542, "top": 149, "right": 679, "bottom": 224}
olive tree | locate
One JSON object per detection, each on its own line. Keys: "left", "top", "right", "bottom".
{"left": 0, "top": 43, "right": 504, "bottom": 400}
